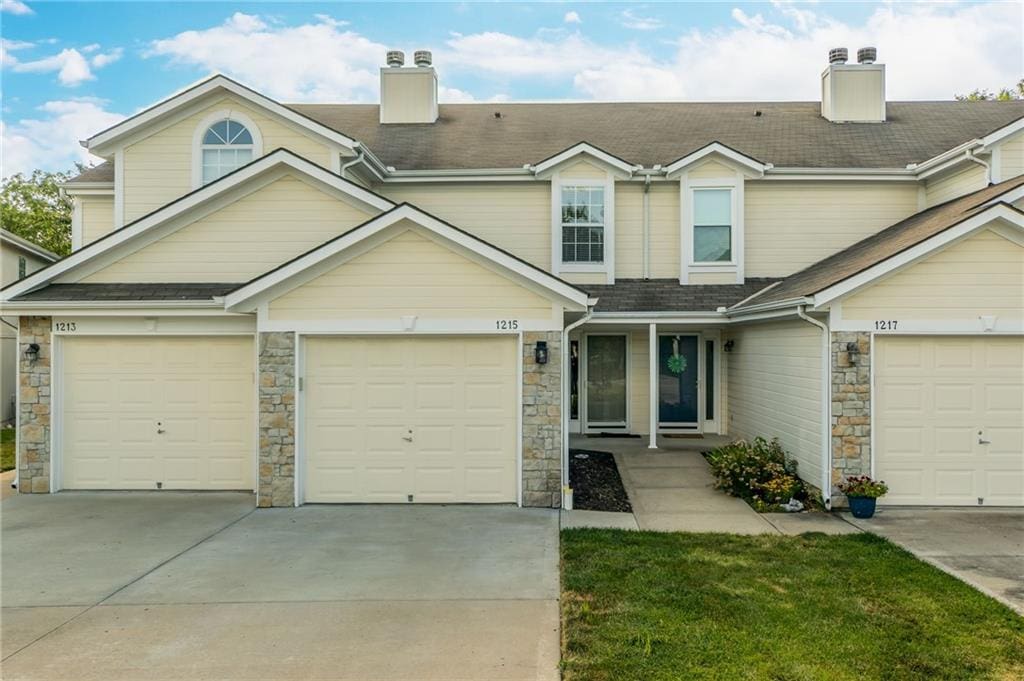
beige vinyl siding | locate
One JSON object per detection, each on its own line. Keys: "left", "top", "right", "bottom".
{"left": 745, "top": 181, "right": 918, "bottom": 277}
{"left": 649, "top": 183, "right": 681, "bottom": 279}
{"left": 998, "top": 133, "right": 1024, "bottom": 180}
{"left": 690, "top": 272, "right": 737, "bottom": 284}
{"left": 842, "top": 229, "right": 1024, "bottom": 321}
{"left": 269, "top": 227, "right": 554, "bottom": 321}
{"left": 687, "top": 160, "right": 735, "bottom": 179}
{"left": 725, "top": 320, "right": 823, "bottom": 490}
{"left": 923, "top": 164, "right": 987, "bottom": 208}
{"left": 560, "top": 160, "right": 607, "bottom": 180}
{"left": 123, "top": 95, "right": 337, "bottom": 222}
{"left": 84, "top": 175, "right": 376, "bottom": 283}
{"left": 80, "top": 195, "right": 115, "bottom": 245}
{"left": 381, "top": 183, "right": 551, "bottom": 270}
{"left": 629, "top": 328, "right": 649, "bottom": 434}
{"left": 607, "top": 181, "right": 680, "bottom": 280}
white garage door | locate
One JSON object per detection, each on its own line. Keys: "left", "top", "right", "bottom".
{"left": 61, "top": 336, "right": 255, "bottom": 490}
{"left": 875, "top": 336, "right": 1023, "bottom": 506}
{"left": 304, "top": 336, "right": 518, "bottom": 503}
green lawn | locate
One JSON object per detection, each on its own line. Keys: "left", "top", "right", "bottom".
{"left": 1, "top": 428, "right": 14, "bottom": 472}
{"left": 561, "top": 530, "right": 1024, "bottom": 681}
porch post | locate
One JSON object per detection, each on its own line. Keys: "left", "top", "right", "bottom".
{"left": 648, "top": 322, "right": 658, "bottom": 449}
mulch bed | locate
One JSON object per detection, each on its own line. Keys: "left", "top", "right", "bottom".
{"left": 569, "top": 449, "right": 633, "bottom": 513}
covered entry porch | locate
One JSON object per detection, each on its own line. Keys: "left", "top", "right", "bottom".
{"left": 567, "top": 320, "right": 728, "bottom": 447}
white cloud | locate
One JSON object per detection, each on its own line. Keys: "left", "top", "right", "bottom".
{"left": 1, "top": 99, "right": 124, "bottom": 177}
{"left": 7, "top": 48, "right": 95, "bottom": 86}
{"left": 620, "top": 9, "right": 663, "bottom": 31}
{"left": 2, "top": 38, "right": 34, "bottom": 51}
{"left": 564, "top": 11, "right": 581, "bottom": 25}
{"left": 146, "top": 12, "right": 384, "bottom": 102}
{"left": 1, "top": 0, "right": 33, "bottom": 15}
{"left": 90, "top": 48, "right": 123, "bottom": 68}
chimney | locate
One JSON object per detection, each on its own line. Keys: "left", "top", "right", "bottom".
{"left": 379, "top": 48, "right": 438, "bottom": 124}
{"left": 821, "top": 46, "right": 886, "bottom": 123}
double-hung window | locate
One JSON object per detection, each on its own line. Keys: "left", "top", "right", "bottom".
{"left": 692, "top": 188, "right": 733, "bottom": 263}
{"left": 561, "top": 185, "right": 605, "bottom": 264}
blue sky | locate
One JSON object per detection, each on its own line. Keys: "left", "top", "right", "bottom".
{"left": 2, "top": 1, "right": 1021, "bottom": 176}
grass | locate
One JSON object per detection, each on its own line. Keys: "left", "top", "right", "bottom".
{"left": 1, "top": 428, "right": 14, "bottom": 472}
{"left": 561, "top": 530, "right": 1024, "bottom": 681}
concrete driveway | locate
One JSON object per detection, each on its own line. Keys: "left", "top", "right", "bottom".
{"left": 845, "top": 508, "right": 1024, "bottom": 614}
{"left": 1, "top": 494, "right": 560, "bottom": 681}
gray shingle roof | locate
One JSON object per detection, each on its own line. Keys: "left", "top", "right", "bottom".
{"left": 11, "top": 283, "right": 239, "bottom": 301}
{"left": 66, "top": 100, "right": 1024, "bottom": 184}
{"left": 583, "top": 278, "right": 781, "bottom": 313}
{"left": 65, "top": 162, "right": 114, "bottom": 184}
{"left": 735, "top": 175, "right": 1024, "bottom": 309}
{"left": 289, "top": 100, "right": 1024, "bottom": 170}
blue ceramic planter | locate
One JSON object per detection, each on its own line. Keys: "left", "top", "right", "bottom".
{"left": 848, "top": 496, "right": 877, "bottom": 519}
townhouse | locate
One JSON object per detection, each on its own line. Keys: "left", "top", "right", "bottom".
{"left": 3, "top": 47, "right": 1022, "bottom": 508}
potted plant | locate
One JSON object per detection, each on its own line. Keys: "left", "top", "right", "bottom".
{"left": 838, "top": 476, "right": 889, "bottom": 518}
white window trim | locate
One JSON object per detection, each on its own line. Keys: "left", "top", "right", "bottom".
{"left": 191, "top": 109, "right": 264, "bottom": 189}
{"left": 680, "top": 172, "right": 745, "bottom": 284}
{"left": 551, "top": 171, "right": 616, "bottom": 283}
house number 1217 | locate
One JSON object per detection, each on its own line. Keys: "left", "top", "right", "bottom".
{"left": 874, "top": 320, "right": 898, "bottom": 330}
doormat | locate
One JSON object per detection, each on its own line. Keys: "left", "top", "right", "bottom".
{"left": 587, "top": 432, "right": 641, "bottom": 438}
{"left": 662, "top": 433, "right": 704, "bottom": 439}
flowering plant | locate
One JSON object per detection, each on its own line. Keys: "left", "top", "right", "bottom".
{"left": 838, "top": 476, "right": 889, "bottom": 499}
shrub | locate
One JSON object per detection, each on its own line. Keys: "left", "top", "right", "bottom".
{"left": 706, "top": 437, "right": 806, "bottom": 511}
{"left": 838, "top": 475, "right": 888, "bottom": 499}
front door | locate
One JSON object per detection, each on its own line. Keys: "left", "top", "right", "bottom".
{"left": 585, "top": 334, "right": 628, "bottom": 430}
{"left": 658, "top": 334, "right": 700, "bottom": 428}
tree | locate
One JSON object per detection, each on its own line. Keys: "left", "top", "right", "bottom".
{"left": 0, "top": 167, "right": 79, "bottom": 256}
{"left": 955, "top": 79, "right": 1024, "bottom": 101}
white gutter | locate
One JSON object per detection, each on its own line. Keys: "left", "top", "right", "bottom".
{"left": 561, "top": 307, "right": 593, "bottom": 509}
{"left": 796, "top": 304, "right": 832, "bottom": 510}
{"left": 642, "top": 173, "right": 652, "bottom": 279}
{"left": 340, "top": 146, "right": 365, "bottom": 180}
{"left": 965, "top": 148, "right": 991, "bottom": 185}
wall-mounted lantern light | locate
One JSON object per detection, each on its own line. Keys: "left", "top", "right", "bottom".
{"left": 845, "top": 341, "right": 859, "bottom": 361}
{"left": 534, "top": 341, "right": 549, "bottom": 365}
{"left": 723, "top": 339, "right": 735, "bottom": 353}
{"left": 24, "top": 343, "right": 40, "bottom": 363}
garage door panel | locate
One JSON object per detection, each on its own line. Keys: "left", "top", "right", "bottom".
{"left": 305, "top": 336, "right": 517, "bottom": 503}
{"left": 61, "top": 336, "right": 254, "bottom": 491}
{"left": 876, "top": 336, "right": 1023, "bottom": 507}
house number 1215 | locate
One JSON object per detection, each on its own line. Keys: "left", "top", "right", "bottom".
{"left": 495, "top": 320, "right": 519, "bottom": 330}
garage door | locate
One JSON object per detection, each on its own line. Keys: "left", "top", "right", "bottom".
{"left": 875, "top": 336, "right": 1023, "bottom": 506}
{"left": 304, "top": 336, "right": 518, "bottom": 503}
{"left": 61, "top": 336, "right": 255, "bottom": 490}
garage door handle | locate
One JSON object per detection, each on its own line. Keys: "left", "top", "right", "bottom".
{"left": 402, "top": 436, "right": 413, "bottom": 442}
{"left": 978, "top": 437, "right": 991, "bottom": 445}
{"left": 157, "top": 428, "right": 166, "bottom": 435}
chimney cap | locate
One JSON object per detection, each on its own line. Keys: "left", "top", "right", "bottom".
{"left": 857, "top": 47, "right": 877, "bottom": 64}
{"left": 386, "top": 50, "right": 405, "bottom": 67}
{"left": 413, "top": 50, "right": 432, "bottom": 67}
{"left": 828, "top": 47, "right": 848, "bottom": 65}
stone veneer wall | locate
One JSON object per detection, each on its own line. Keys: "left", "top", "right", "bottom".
{"left": 522, "top": 331, "right": 562, "bottom": 508}
{"left": 18, "top": 316, "right": 52, "bottom": 494}
{"left": 258, "top": 331, "right": 296, "bottom": 507}
{"left": 831, "top": 331, "right": 871, "bottom": 501}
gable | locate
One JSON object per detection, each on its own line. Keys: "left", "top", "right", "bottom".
{"left": 687, "top": 159, "right": 737, "bottom": 179}
{"left": 560, "top": 159, "right": 610, "bottom": 180}
{"left": 841, "top": 229, "right": 1024, "bottom": 321}
{"left": 123, "top": 94, "right": 341, "bottom": 223}
{"left": 81, "top": 174, "right": 379, "bottom": 284}
{"left": 267, "top": 227, "right": 556, "bottom": 322}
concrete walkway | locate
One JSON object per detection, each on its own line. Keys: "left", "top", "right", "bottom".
{"left": 570, "top": 435, "right": 856, "bottom": 535}
{"left": 845, "top": 508, "right": 1024, "bottom": 614}
{"left": 2, "top": 494, "right": 560, "bottom": 681}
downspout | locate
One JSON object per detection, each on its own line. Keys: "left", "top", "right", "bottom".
{"left": 965, "top": 148, "right": 991, "bottom": 185}
{"left": 797, "top": 304, "right": 832, "bottom": 510}
{"left": 561, "top": 306, "right": 594, "bottom": 509}
{"left": 642, "top": 174, "right": 651, "bottom": 279}
{"left": 340, "top": 146, "right": 365, "bottom": 180}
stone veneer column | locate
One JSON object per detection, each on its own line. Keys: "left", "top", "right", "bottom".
{"left": 831, "top": 331, "right": 871, "bottom": 501}
{"left": 521, "top": 331, "right": 562, "bottom": 508}
{"left": 258, "top": 332, "right": 296, "bottom": 507}
{"left": 18, "top": 316, "right": 52, "bottom": 493}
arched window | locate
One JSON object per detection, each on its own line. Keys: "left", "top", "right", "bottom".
{"left": 200, "top": 118, "right": 254, "bottom": 185}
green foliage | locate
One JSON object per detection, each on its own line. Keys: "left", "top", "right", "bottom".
{"left": 838, "top": 475, "right": 889, "bottom": 499}
{"left": 1, "top": 428, "right": 14, "bottom": 472}
{"left": 0, "top": 167, "right": 80, "bottom": 256}
{"left": 561, "top": 530, "right": 1024, "bottom": 681}
{"left": 955, "top": 79, "right": 1024, "bottom": 101}
{"left": 705, "top": 437, "right": 806, "bottom": 511}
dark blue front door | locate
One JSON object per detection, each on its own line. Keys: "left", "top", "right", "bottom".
{"left": 658, "top": 335, "right": 699, "bottom": 424}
